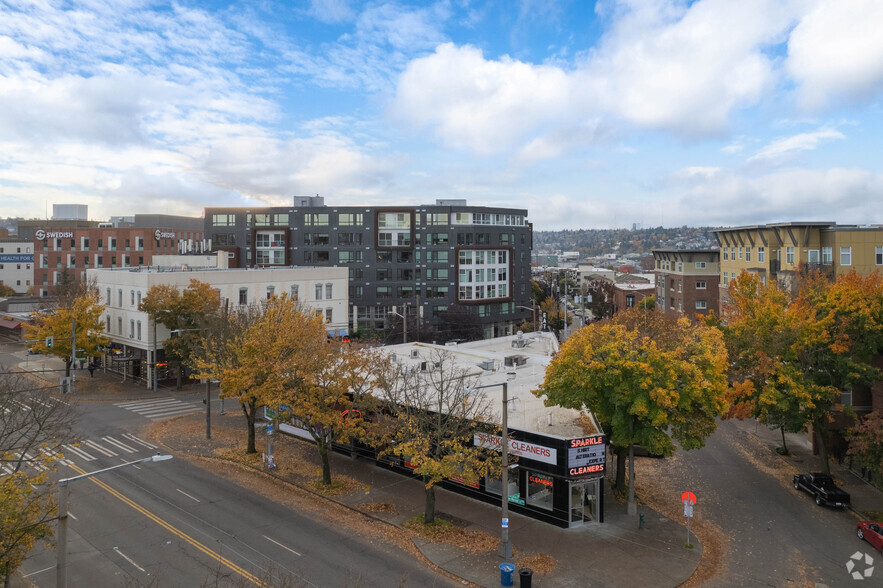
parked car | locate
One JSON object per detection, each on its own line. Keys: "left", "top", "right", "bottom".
{"left": 857, "top": 521, "right": 883, "bottom": 552}
{"left": 793, "top": 473, "right": 851, "bottom": 507}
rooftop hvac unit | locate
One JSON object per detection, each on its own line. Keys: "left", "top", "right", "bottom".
{"left": 479, "top": 360, "right": 495, "bottom": 371}
{"left": 504, "top": 355, "right": 528, "bottom": 368}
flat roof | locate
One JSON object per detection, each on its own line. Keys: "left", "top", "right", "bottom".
{"left": 380, "top": 332, "right": 601, "bottom": 439}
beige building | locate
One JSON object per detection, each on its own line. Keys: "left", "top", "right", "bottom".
{"left": 713, "top": 222, "right": 883, "bottom": 309}
{"left": 652, "top": 249, "right": 720, "bottom": 321}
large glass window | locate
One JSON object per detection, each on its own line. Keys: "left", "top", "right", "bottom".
{"left": 526, "top": 472, "right": 554, "bottom": 511}
{"left": 822, "top": 247, "right": 833, "bottom": 264}
{"left": 486, "top": 469, "right": 519, "bottom": 501}
{"left": 840, "top": 247, "right": 852, "bottom": 266}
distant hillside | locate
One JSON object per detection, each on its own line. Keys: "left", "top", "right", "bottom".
{"left": 533, "top": 227, "right": 719, "bottom": 256}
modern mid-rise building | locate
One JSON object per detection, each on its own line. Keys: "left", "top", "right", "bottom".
{"left": 712, "top": 222, "right": 883, "bottom": 308}
{"left": 203, "top": 197, "right": 534, "bottom": 339}
{"left": 652, "top": 249, "right": 720, "bottom": 320}
{"left": 88, "top": 254, "right": 349, "bottom": 389}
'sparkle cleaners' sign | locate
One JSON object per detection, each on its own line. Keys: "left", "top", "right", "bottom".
{"left": 473, "top": 432, "right": 557, "bottom": 465}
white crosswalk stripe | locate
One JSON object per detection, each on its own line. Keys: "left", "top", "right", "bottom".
{"left": 63, "top": 444, "right": 97, "bottom": 461}
{"left": 114, "top": 397, "right": 202, "bottom": 420}
{"left": 121, "top": 433, "right": 157, "bottom": 449}
{"left": 83, "top": 439, "right": 117, "bottom": 457}
{"left": 101, "top": 436, "right": 138, "bottom": 453}
{"left": 40, "top": 447, "right": 74, "bottom": 466}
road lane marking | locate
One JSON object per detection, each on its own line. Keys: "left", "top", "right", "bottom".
{"left": 23, "top": 566, "right": 55, "bottom": 578}
{"left": 122, "top": 434, "right": 157, "bottom": 449}
{"left": 263, "top": 535, "right": 302, "bottom": 557}
{"left": 113, "top": 547, "right": 146, "bottom": 573}
{"left": 102, "top": 436, "right": 138, "bottom": 453}
{"left": 62, "top": 444, "right": 96, "bottom": 461}
{"left": 176, "top": 488, "right": 201, "bottom": 503}
{"left": 67, "top": 463, "right": 260, "bottom": 585}
{"left": 114, "top": 398, "right": 180, "bottom": 408}
{"left": 83, "top": 440, "right": 117, "bottom": 457}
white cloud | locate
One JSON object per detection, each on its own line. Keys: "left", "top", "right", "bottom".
{"left": 749, "top": 128, "right": 845, "bottom": 161}
{"left": 787, "top": 0, "right": 883, "bottom": 109}
{"left": 308, "top": 0, "right": 356, "bottom": 24}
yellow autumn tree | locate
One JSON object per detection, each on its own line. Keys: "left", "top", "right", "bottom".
{"left": 24, "top": 286, "right": 108, "bottom": 378}
{"left": 539, "top": 308, "right": 729, "bottom": 514}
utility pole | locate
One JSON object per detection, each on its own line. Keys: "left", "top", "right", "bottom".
{"left": 70, "top": 313, "right": 76, "bottom": 395}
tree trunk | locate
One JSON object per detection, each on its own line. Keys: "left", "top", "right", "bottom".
{"left": 65, "top": 358, "right": 72, "bottom": 378}
{"left": 615, "top": 446, "right": 627, "bottom": 490}
{"left": 814, "top": 425, "right": 830, "bottom": 475}
{"left": 424, "top": 484, "right": 436, "bottom": 523}
{"left": 780, "top": 426, "right": 789, "bottom": 455}
{"left": 319, "top": 443, "right": 332, "bottom": 486}
{"left": 176, "top": 364, "right": 182, "bottom": 390}
{"left": 244, "top": 402, "right": 256, "bottom": 454}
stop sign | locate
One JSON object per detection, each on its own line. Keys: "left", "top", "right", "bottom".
{"left": 681, "top": 491, "right": 697, "bottom": 505}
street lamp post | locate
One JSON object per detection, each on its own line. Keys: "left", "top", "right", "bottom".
{"left": 171, "top": 327, "right": 211, "bottom": 439}
{"left": 466, "top": 377, "right": 516, "bottom": 560}
{"left": 388, "top": 309, "right": 406, "bottom": 343}
{"left": 56, "top": 454, "right": 173, "bottom": 588}
{"left": 151, "top": 309, "right": 171, "bottom": 392}
{"left": 515, "top": 305, "right": 536, "bottom": 332}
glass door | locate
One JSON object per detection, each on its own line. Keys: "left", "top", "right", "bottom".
{"left": 569, "top": 481, "right": 597, "bottom": 526}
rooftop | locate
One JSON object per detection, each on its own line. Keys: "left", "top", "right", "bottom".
{"left": 380, "top": 332, "right": 601, "bottom": 439}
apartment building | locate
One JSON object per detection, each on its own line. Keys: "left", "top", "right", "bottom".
{"left": 203, "top": 197, "right": 534, "bottom": 339}
{"left": 652, "top": 249, "right": 720, "bottom": 320}
{"left": 713, "top": 222, "right": 883, "bottom": 307}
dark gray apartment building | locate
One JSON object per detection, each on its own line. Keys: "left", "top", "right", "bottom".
{"left": 203, "top": 197, "right": 534, "bottom": 339}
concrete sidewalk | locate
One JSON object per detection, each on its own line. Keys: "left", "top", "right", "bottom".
{"left": 12, "top": 347, "right": 703, "bottom": 588}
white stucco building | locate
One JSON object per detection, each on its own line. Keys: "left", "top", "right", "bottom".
{"left": 0, "top": 241, "right": 35, "bottom": 294}
{"left": 88, "top": 254, "right": 349, "bottom": 388}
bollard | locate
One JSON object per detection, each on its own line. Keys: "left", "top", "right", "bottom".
{"left": 639, "top": 513, "right": 645, "bottom": 529}
{"left": 519, "top": 567, "right": 533, "bottom": 588}
{"left": 499, "top": 563, "right": 515, "bottom": 587}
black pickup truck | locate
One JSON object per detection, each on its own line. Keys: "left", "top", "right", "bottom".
{"left": 793, "top": 473, "right": 850, "bottom": 507}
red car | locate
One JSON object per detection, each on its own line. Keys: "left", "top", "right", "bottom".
{"left": 857, "top": 521, "right": 883, "bottom": 552}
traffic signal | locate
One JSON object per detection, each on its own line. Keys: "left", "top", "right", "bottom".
{"left": 45, "top": 336, "right": 54, "bottom": 349}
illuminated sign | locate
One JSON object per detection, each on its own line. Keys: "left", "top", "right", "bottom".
{"left": 567, "top": 434, "right": 606, "bottom": 476}
{"left": 154, "top": 229, "right": 176, "bottom": 240}
{"left": 35, "top": 230, "right": 73, "bottom": 240}
{"left": 473, "top": 432, "right": 557, "bottom": 465}
{"left": 528, "top": 474, "right": 553, "bottom": 488}
{"left": 448, "top": 475, "right": 480, "bottom": 489}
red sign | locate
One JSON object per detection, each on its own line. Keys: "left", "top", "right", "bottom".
{"left": 681, "top": 491, "right": 697, "bottom": 504}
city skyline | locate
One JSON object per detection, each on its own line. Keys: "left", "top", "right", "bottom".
{"left": 2, "top": 0, "right": 883, "bottom": 230}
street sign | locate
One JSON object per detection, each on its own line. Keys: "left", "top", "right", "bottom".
{"left": 502, "top": 518, "right": 509, "bottom": 528}
{"left": 684, "top": 504, "right": 694, "bottom": 517}
{"left": 681, "top": 491, "right": 697, "bottom": 504}
{"left": 267, "top": 424, "right": 274, "bottom": 435}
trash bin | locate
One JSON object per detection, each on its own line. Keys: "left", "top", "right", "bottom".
{"left": 499, "top": 563, "right": 516, "bottom": 587}
{"left": 519, "top": 568, "right": 533, "bottom": 588}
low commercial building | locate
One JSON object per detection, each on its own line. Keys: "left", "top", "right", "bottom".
{"left": 280, "top": 332, "right": 609, "bottom": 528}
{"left": 0, "top": 240, "right": 35, "bottom": 294}
{"left": 88, "top": 255, "right": 348, "bottom": 388}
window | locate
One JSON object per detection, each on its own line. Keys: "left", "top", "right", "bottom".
{"left": 526, "top": 472, "right": 553, "bottom": 511}
{"left": 338, "top": 251, "right": 363, "bottom": 263}
{"left": 315, "top": 284, "right": 323, "bottom": 300}
{"left": 130, "top": 290, "right": 135, "bottom": 305}
{"left": 758, "top": 247, "right": 765, "bottom": 262}
{"left": 696, "top": 280, "right": 707, "bottom": 289}
{"left": 840, "top": 247, "right": 852, "bottom": 266}
{"left": 118, "top": 317, "right": 122, "bottom": 334}
{"left": 876, "top": 246, "right": 883, "bottom": 265}
{"left": 212, "top": 214, "right": 236, "bottom": 226}
{"left": 325, "top": 308, "right": 333, "bottom": 323}
{"left": 695, "top": 261, "right": 706, "bottom": 269}
{"left": 808, "top": 249, "right": 820, "bottom": 264}
{"left": 626, "top": 295, "right": 635, "bottom": 307}
{"left": 106, "top": 288, "right": 111, "bottom": 305}
{"left": 137, "top": 291, "right": 141, "bottom": 308}
{"left": 304, "top": 213, "right": 329, "bottom": 226}
{"left": 786, "top": 247, "right": 794, "bottom": 264}
{"left": 723, "top": 272, "right": 730, "bottom": 285}
{"left": 696, "top": 301, "right": 707, "bottom": 310}
{"left": 117, "top": 289, "right": 123, "bottom": 306}
{"left": 730, "top": 247, "right": 735, "bottom": 260}
{"left": 678, "top": 279, "right": 682, "bottom": 293}
{"left": 253, "top": 213, "right": 271, "bottom": 226}
{"left": 722, "top": 248, "right": 729, "bottom": 261}
{"left": 431, "top": 233, "right": 449, "bottom": 245}
{"left": 338, "top": 233, "right": 362, "bottom": 245}
{"left": 325, "top": 283, "right": 333, "bottom": 299}
{"left": 745, "top": 248, "right": 751, "bottom": 262}
{"left": 239, "top": 288, "right": 248, "bottom": 305}
{"left": 677, "top": 262, "right": 683, "bottom": 272}
{"left": 267, "top": 286, "right": 275, "bottom": 300}
{"left": 290, "top": 285, "right": 299, "bottom": 299}
{"left": 376, "top": 269, "right": 392, "bottom": 281}
{"left": 737, "top": 247, "right": 742, "bottom": 259}
{"left": 338, "top": 213, "right": 363, "bottom": 226}
{"left": 822, "top": 247, "right": 833, "bottom": 264}
{"left": 274, "top": 213, "right": 289, "bottom": 225}
{"left": 376, "top": 286, "right": 392, "bottom": 299}
{"left": 136, "top": 321, "right": 142, "bottom": 340}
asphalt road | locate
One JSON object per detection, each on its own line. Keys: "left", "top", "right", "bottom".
{"left": 6, "top": 371, "right": 458, "bottom": 587}
{"left": 646, "top": 419, "right": 872, "bottom": 587}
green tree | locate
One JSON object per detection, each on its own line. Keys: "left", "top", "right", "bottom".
{"left": 539, "top": 308, "right": 728, "bottom": 514}
{"left": 141, "top": 280, "right": 220, "bottom": 389}
{"left": 845, "top": 411, "right": 883, "bottom": 487}
{"left": 24, "top": 287, "right": 108, "bottom": 377}
{"left": 375, "top": 349, "right": 501, "bottom": 523}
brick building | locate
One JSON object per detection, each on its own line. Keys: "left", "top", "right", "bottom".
{"left": 651, "top": 249, "right": 720, "bottom": 321}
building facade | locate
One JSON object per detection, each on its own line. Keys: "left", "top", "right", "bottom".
{"left": 203, "top": 198, "right": 534, "bottom": 339}
{"left": 713, "top": 222, "right": 883, "bottom": 308}
{"left": 0, "top": 240, "right": 35, "bottom": 294}
{"left": 652, "top": 249, "right": 720, "bottom": 320}
{"left": 27, "top": 222, "right": 204, "bottom": 296}
{"left": 88, "top": 260, "right": 349, "bottom": 389}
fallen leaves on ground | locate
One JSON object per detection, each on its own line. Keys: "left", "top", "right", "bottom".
{"left": 360, "top": 502, "right": 397, "bottom": 514}
{"left": 515, "top": 553, "right": 557, "bottom": 575}
{"left": 403, "top": 515, "right": 499, "bottom": 553}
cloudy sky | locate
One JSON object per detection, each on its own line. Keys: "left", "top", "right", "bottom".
{"left": 2, "top": 0, "right": 883, "bottom": 229}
